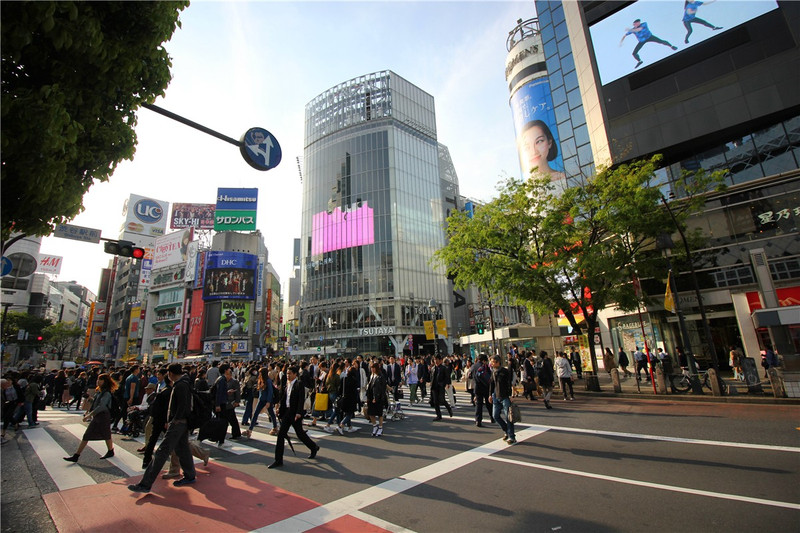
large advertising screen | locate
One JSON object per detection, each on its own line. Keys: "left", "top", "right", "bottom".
{"left": 219, "top": 301, "right": 251, "bottom": 336}
{"left": 590, "top": 0, "right": 779, "bottom": 85}
{"left": 311, "top": 202, "right": 375, "bottom": 255}
{"left": 170, "top": 203, "right": 215, "bottom": 230}
{"left": 510, "top": 77, "right": 564, "bottom": 181}
{"left": 203, "top": 251, "right": 257, "bottom": 300}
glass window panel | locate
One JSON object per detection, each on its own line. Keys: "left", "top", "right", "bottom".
{"left": 554, "top": 22, "right": 568, "bottom": 43}
{"left": 551, "top": 86, "right": 567, "bottom": 106}
{"left": 555, "top": 103, "right": 570, "bottom": 124}
{"left": 567, "top": 87, "right": 582, "bottom": 111}
{"left": 574, "top": 124, "right": 589, "bottom": 146}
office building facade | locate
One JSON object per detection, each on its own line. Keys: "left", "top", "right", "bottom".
{"left": 300, "top": 71, "right": 453, "bottom": 357}
{"left": 532, "top": 0, "right": 800, "bottom": 364}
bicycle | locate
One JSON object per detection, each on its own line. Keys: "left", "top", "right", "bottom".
{"left": 671, "top": 368, "right": 728, "bottom": 394}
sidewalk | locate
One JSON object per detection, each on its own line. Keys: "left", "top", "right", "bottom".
{"left": 453, "top": 370, "right": 799, "bottom": 405}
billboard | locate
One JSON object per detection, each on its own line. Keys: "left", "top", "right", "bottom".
{"left": 219, "top": 300, "right": 251, "bottom": 336}
{"left": 170, "top": 203, "right": 215, "bottom": 230}
{"left": 187, "top": 290, "right": 205, "bottom": 351}
{"left": 36, "top": 254, "right": 63, "bottom": 275}
{"left": 510, "top": 77, "right": 564, "bottom": 181}
{"left": 311, "top": 202, "right": 375, "bottom": 255}
{"left": 203, "top": 251, "right": 257, "bottom": 300}
{"left": 589, "top": 0, "right": 779, "bottom": 85}
{"left": 120, "top": 194, "right": 169, "bottom": 244}
{"left": 184, "top": 241, "right": 199, "bottom": 283}
{"left": 215, "top": 188, "right": 258, "bottom": 232}
{"left": 152, "top": 229, "right": 193, "bottom": 270}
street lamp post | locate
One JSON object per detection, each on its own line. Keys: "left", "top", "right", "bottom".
{"left": 428, "top": 299, "right": 440, "bottom": 359}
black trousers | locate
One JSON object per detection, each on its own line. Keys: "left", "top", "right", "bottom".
{"left": 474, "top": 392, "right": 492, "bottom": 423}
{"left": 220, "top": 407, "right": 241, "bottom": 440}
{"left": 139, "top": 420, "right": 195, "bottom": 488}
{"left": 431, "top": 388, "right": 452, "bottom": 418}
{"left": 274, "top": 413, "right": 316, "bottom": 461}
{"left": 633, "top": 35, "right": 674, "bottom": 61}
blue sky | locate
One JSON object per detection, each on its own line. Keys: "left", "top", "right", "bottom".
{"left": 40, "top": 0, "right": 533, "bottom": 295}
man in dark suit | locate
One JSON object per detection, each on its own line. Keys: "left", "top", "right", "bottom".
{"left": 430, "top": 355, "right": 453, "bottom": 420}
{"left": 416, "top": 356, "right": 430, "bottom": 400}
{"left": 269, "top": 365, "right": 319, "bottom": 469}
{"left": 385, "top": 356, "right": 402, "bottom": 401}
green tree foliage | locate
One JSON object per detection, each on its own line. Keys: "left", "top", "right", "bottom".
{"left": 1, "top": 1, "right": 189, "bottom": 243}
{"left": 42, "top": 321, "right": 85, "bottom": 359}
{"left": 434, "top": 156, "right": 723, "bottom": 373}
{"left": 1, "top": 311, "right": 52, "bottom": 360}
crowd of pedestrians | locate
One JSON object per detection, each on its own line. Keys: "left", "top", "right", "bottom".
{"left": 2, "top": 340, "right": 766, "bottom": 494}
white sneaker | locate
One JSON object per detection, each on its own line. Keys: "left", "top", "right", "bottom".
{"left": 376, "top": 426, "right": 383, "bottom": 437}
{"left": 346, "top": 426, "right": 357, "bottom": 433}
{"left": 372, "top": 425, "right": 378, "bottom": 436}
{"left": 336, "top": 426, "right": 344, "bottom": 436}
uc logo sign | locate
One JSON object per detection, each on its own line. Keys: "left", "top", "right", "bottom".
{"left": 134, "top": 199, "right": 163, "bottom": 224}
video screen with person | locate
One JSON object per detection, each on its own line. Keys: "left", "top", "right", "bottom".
{"left": 589, "top": 0, "right": 779, "bottom": 85}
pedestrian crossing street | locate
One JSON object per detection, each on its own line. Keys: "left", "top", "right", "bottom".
{"left": 21, "top": 387, "right": 480, "bottom": 493}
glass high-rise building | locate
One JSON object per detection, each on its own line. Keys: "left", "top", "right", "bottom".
{"left": 300, "top": 71, "right": 454, "bottom": 356}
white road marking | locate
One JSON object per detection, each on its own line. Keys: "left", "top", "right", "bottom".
{"left": 532, "top": 424, "right": 800, "bottom": 453}
{"left": 22, "top": 428, "right": 96, "bottom": 491}
{"left": 350, "top": 510, "right": 418, "bottom": 533}
{"left": 486, "top": 455, "right": 800, "bottom": 510}
{"left": 251, "top": 427, "right": 548, "bottom": 532}
{"left": 62, "top": 424, "right": 141, "bottom": 477}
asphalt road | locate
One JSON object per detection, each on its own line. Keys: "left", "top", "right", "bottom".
{"left": 2, "top": 388, "right": 798, "bottom": 532}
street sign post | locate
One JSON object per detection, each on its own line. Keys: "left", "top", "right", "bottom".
{"left": 53, "top": 224, "right": 102, "bottom": 244}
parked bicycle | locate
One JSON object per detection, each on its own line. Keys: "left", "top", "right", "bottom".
{"left": 671, "top": 368, "right": 728, "bottom": 394}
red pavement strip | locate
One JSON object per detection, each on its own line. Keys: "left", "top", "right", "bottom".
{"left": 43, "top": 463, "right": 389, "bottom": 533}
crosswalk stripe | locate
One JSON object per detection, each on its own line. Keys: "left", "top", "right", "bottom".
{"left": 22, "top": 428, "right": 96, "bottom": 491}
{"left": 61, "top": 424, "right": 141, "bottom": 477}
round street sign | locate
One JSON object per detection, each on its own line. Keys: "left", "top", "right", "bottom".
{"left": 240, "top": 127, "right": 282, "bottom": 171}
{"left": 1, "top": 256, "right": 12, "bottom": 277}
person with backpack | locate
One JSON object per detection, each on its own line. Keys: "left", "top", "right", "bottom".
{"left": 63, "top": 373, "right": 117, "bottom": 462}
{"left": 471, "top": 354, "right": 494, "bottom": 427}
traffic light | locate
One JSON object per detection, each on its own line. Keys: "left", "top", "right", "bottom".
{"left": 104, "top": 240, "right": 145, "bottom": 259}
{"left": 36, "top": 336, "right": 43, "bottom": 341}
{"left": 476, "top": 322, "right": 484, "bottom": 335}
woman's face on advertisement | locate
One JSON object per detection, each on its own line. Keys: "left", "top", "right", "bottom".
{"left": 522, "top": 125, "right": 552, "bottom": 170}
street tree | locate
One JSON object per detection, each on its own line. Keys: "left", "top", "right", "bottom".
{"left": 433, "top": 156, "right": 723, "bottom": 374}
{"left": 42, "top": 321, "right": 85, "bottom": 360}
{"left": 1, "top": 1, "right": 189, "bottom": 249}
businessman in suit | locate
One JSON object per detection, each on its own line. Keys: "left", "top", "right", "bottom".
{"left": 269, "top": 365, "right": 319, "bottom": 469}
{"left": 385, "top": 356, "right": 402, "bottom": 401}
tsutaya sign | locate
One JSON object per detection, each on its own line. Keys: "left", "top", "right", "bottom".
{"left": 358, "top": 326, "right": 395, "bottom": 336}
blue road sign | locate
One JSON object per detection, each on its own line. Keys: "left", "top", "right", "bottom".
{"left": 240, "top": 127, "right": 282, "bottom": 171}
{"left": 1, "top": 256, "right": 12, "bottom": 277}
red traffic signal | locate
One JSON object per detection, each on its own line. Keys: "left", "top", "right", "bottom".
{"left": 37, "top": 336, "right": 43, "bottom": 341}
{"left": 104, "top": 240, "right": 145, "bottom": 259}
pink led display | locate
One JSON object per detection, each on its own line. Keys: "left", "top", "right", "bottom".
{"left": 312, "top": 202, "right": 375, "bottom": 255}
